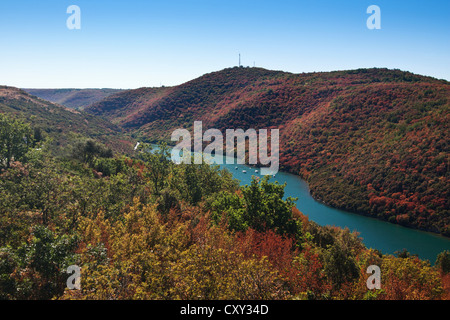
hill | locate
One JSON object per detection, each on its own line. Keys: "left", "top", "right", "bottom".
{"left": 1, "top": 113, "right": 447, "bottom": 300}
{"left": 23, "top": 88, "right": 123, "bottom": 110}
{"left": 0, "top": 86, "right": 134, "bottom": 154}
{"left": 85, "top": 67, "right": 450, "bottom": 235}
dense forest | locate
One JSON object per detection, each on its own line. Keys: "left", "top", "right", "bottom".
{"left": 0, "top": 111, "right": 449, "bottom": 300}
{"left": 86, "top": 67, "right": 450, "bottom": 235}
{"left": 1, "top": 73, "right": 449, "bottom": 300}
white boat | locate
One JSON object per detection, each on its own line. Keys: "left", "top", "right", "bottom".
{"left": 242, "top": 170, "right": 247, "bottom": 173}
{"left": 255, "top": 170, "right": 259, "bottom": 173}
{"left": 235, "top": 166, "right": 238, "bottom": 170}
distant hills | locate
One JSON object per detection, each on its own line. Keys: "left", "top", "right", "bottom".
{"left": 85, "top": 67, "right": 450, "bottom": 235}
{"left": 23, "top": 88, "right": 123, "bottom": 110}
{"left": 0, "top": 86, "right": 133, "bottom": 153}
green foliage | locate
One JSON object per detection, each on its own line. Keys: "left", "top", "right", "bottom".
{"left": 2, "top": 226, "right": 78, "bottom": 300}
{"left": 83, "top": 67, "right": 450, "bottom": 235}
{"left": 0, "top": 86, "right": 134, "bottom": 157}
{"left": 0, "top": 113, "right": 33, "bottom": 169}
{"left": 174, "top": 161, "right": 238, "bottom": 206}
{"left": 156, "top": 188, "right": 181, "bottom": 216}
{"left": 210, "top": 176, "right": 301, "bottom": 239}
{"left": 93, "top": 157, "right": 125, "bottom": 176}
{"left": 323, "top": 240, "right": 360, "bottom": 290}
{"left": 0, "top": 113, "right": 447, "bottom": 300}
{"left": 242, "top": 176, "right": 299, "bottom": 235}
{"left": 0, "top": 247, "right": 18, "bottom": 300}
{"left": 436, "top": 250, "right": 450, "bottom": 274}
{"left": 72, "top": 139, "right": 113, "bottom": 166}
{"left": 137, "top": 142, "right": 171, "bottom": 195}
{"left": 395, "top": 248, "right": 418, "bottom": 259}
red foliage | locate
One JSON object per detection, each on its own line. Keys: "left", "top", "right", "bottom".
{"left": 85, "top": 67, "right": 450, "bottom": 235}
{"left": 442, "top": 273, "right": 450, "bottom": 300}
{"left": 293, "top": 246, "right": 331, "bottom": 296}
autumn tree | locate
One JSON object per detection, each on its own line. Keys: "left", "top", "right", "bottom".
{"left": 436, "top": 250, "right": 450, "bottom": 274}
{"left": 4, "top": 226, "right": 78, "bottom": 300}
{"left": 381, "top": 255, "right": 443, "bottom": 300}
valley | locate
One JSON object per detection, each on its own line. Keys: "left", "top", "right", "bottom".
{"left": 84, "top": 67, "right": 450, "bottom": 236}
{"left": 1, "top": 68, "right": 449, "bottom": 300}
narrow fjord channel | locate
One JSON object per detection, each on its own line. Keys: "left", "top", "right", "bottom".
{"left": 164, "top": 146, "right": 450, "bottom": 263}
{"left": 217, "top": 157, "right": 450, "bottom": 264}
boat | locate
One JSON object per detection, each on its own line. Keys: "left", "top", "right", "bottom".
{"left": 255, "top": 170, "right": 259, "bottom": 173}
{"left": 242, "top": 170, "right": 247, "bottom": 173}
{"left": 235, "top": 166, "right": 238, "bottom": 170}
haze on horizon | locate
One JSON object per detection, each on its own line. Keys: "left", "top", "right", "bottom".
{"left": 0, "top": 0, "right": 449, "bottom": 89}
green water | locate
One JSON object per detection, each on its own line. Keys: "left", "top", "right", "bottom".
{"left": 216, "top": 157, "right": 450, "bottom": 264}
{"left": 164, "top": 146, "right": 450, "bottom": 263}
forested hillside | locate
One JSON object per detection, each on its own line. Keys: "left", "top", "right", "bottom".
{"left": 85, "top": 67, "right": 450, "bottom": 235}
{"left": 1, "top": 112, "right": 449, "bottom": 300}
{"left": 1, "top": 70, "right": 449, "bottom": 300}
{"left": 0, "top": 86, "right": 134, "bottom": 154}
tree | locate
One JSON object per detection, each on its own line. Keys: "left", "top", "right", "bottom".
{"left": 323, "top": 240, "right": 359, "bottom": 290}
{"left": 436, "top": 250, "right": 450, "bottom": 274}
{"left": 0, "top": 114, "right": 33, "bottom": 169}
{"left": 138, "top": 142, "right": 171, "bottom": 195}
{"left": 32, "top": 127, "right": 44, "bottom": 147}
{"left": 210, "top": 176, "right": 301, "bottom": 239}
{"left": 72, "top": 139, "right": 113, "bottom": 166}
{"left": 241, "top": 176, "right": 299, "bottom": 236}
{"left": 7, "top": 226, "right": 78, "bottom": 300}
{"left": 0, "top": 247, "right": 18, "bottom": 300}
{"left": 381, "top": 255, "right": 443, "bottom": 300}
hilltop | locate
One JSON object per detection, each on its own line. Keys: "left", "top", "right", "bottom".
{"left": 85, "top": 67, "right": 450, "bottom": 235}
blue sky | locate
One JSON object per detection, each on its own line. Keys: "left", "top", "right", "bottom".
{"left": 0, "top": 0, "right": 449, "bottom": 88}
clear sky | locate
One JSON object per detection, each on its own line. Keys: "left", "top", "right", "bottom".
{"left": 0, "top": 0, "right": 449, "bottom": 88}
